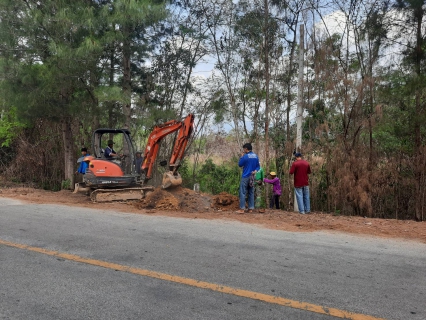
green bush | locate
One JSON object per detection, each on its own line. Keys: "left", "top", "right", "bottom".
{"left": 180, "top": 158, "right": 241, "bottom": 195}
{"left": 61, "top": 179, "right": 71, "bottom": 190}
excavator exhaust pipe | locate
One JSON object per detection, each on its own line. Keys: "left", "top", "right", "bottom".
{"left": 162, "top": 171, "right": 182, "bottom": 189}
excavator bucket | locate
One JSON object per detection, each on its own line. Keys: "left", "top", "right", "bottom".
{"left": 162, "top": 171, "right": 182, "bottom": 189}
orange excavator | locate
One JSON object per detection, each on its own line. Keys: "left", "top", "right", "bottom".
{"left": 74, "top": 114, "right": 195, "bottom": 202}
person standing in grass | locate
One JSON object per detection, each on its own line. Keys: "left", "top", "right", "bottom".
{"left": 236, "top": 143, "right": 260, "bottom": 214}
{"left": 289, "top": 152, "right": 311, "bottom": 214}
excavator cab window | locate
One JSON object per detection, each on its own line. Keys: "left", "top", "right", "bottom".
{"left": 91, "top": 128, "right": 137, "bottom": 176}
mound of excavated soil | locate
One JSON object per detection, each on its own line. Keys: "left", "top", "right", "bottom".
{"left": 135, "top": 186, "right": 240, "bottom": 212}
{"left": 212, "top": 192, "right": 240, "bottom": 209}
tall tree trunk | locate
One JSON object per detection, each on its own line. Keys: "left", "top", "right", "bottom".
{"left": 414, "top": 13, "right": 424, "bottom": 221}
{"left": 286, "top": 29, "right": 297, "bottom": 142}
{"left": 368, "top": 47, "right": 374, "bottom": 169}
{"left": 62, "top": 118, "right": 74, "bottom": 189}
{"left": 122, "top": 38, "right": 132, "bottom": 130}
{"left": 414, "top": 92, "right": 423, "bottom": 221}
{"left": 180, "top": 39, "right": 202, "bottom": 117}
{"left": 254, "top": 62, "right": 263, "bottom": 153}
{"left": 122, "top": 34, "right": 132, "bottom": 166}
{"left": 108, "top": 47, "right": 116, "bottom": 129}
{"left": 263, "top": 0, "right": 270, "bottom": 206}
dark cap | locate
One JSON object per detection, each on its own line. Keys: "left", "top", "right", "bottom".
{"left": 107, "top": 140, "right": 114, "bottom": 145}
{"left": 294, "top": 152, "right": 302, "bottom": 158}
{"left": 81, "top": 147, "right": 87, "bottom": 152}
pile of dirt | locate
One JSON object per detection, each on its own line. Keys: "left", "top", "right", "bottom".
{"left": 139, "top": 188, "right": 181, "bottom": 210}
{"left": 135, "top": 187, "right": 239, "bottom": 212}
{"left": 212, "top": 192, "right": 240, "bottom": 211}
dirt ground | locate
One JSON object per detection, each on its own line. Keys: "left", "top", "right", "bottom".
{"left": 0, "top": 182, "right": 425, "bottom": 244}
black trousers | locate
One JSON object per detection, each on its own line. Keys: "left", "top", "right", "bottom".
{"left": 270, "top": 194, "right": 280, "bottom": 209}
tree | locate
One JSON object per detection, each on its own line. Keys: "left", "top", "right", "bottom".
{"left": 0, "top": 0, "right": 105, "bottom": 186}
{"left": 99, "top": 0, "right": 167, "bottom": 130}
{"left": 391, "top": 0, "right": 426, "bottom": 221}
{"left": 0, "top": 0, "right": 170, "bottom": 188}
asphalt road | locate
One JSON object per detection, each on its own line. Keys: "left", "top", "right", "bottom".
{"left": 0, "top": 197, "right": 425, "bottom": 320}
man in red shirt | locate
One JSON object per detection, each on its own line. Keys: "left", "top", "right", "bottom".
{"left": 289, "top": 152, "right": 311, "bottom": 214}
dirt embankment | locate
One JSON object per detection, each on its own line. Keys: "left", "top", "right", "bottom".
{"left": 0, "top": 183, "right": 425, "bottom": 243}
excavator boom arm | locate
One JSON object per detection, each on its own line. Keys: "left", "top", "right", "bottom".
{"left": 169, "top": 114, "right": 195, "bottom": 172}
{"left": 141, "top": 114, "right": 195, "bottom": 183}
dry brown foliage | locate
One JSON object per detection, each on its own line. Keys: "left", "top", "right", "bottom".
{"left": 2, "top": 120, "right": 64, "bottom": 190}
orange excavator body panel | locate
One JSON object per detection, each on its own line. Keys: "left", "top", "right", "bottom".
{"left": 87, "top": 158, "right": 124, "bottom": 177}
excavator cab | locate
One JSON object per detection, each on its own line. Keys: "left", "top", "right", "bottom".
{"left": 83, "top": 128, "right": 139, "bottom": 189}
{"left": 92, "top": 129, "right": 133, "bottom": 165}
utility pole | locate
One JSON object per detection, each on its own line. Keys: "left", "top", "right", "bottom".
{"left": 294, "top": 24, "right": 304, "bottom": 212}
{"left": 296, "top": 24, "right": 304, "bottom": 152}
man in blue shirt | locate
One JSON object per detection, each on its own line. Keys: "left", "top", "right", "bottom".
{"left": 76, "top": 147, "right": 90, "bottom": 175}
{"left": 236, "top": 143, "right": 260, "bottom": 213}
{"left": 104, "top": 140, "right": 118, "bottom": 158}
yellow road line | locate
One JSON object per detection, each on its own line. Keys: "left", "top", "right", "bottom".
{"left": 0, "top": 238, "right": 385, "bottom": 320}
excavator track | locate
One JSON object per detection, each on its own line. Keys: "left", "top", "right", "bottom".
{"left": 90, "top": 186, "right": 155, "bottom": 203}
